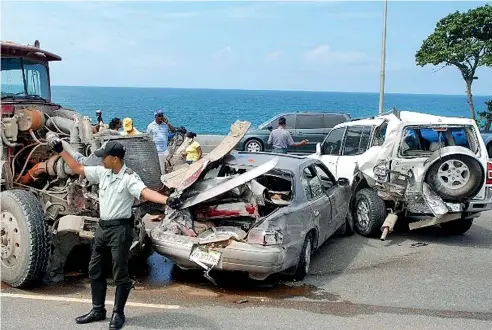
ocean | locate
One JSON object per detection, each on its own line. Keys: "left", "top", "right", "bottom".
{"left": 52, "top": 86, "right": 491, "bottom": 135}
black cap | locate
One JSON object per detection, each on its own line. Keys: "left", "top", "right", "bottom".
{"left": 94, "top": 141, "right": 126, "bottom": 159}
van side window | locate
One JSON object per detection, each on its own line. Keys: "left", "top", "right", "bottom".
{"left": 342, "top": 126, "right": 372, "bottom": 156}
{"left": 296, "top": 114, "right": 324, "bottom": 129}
{"left": 322, "top": 127, "right": 345, "bottom": 155}
{"left": 324, "top": 114, "right": 348, "bottom": 128}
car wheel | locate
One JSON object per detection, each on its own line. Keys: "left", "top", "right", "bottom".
{"left": 1, "top": 190, "right": 50, "bottom": 288}
{"left": 487, "top": 143, "right": 492, "bottom": 159}
{"left": 292, "top": 233, "right": 313, "bottom": 281}
{"left": 440, "top": 218, "right": 473, "bottom": 235}
{"left": 354, "top": 188, "right": 387, "bottom": 237}
{"left": 244, "top": 139, "right": 263, "bottom": 152}
{"left": 425, "top": 154, "right": 484, "bottom": 202}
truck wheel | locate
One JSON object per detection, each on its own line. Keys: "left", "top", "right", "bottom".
{"left": 244, "top": 139, "right": 263, "bottom": 152}
{"left": 425, "top": 155, "right": 484, "bottom": 202}
{"left": 1, "top": 190, "right": 50, "bottom": 288}
{"left": 292, "top": 233, "right": 313, "bottom": 281}
{"left": 354, "top": 189, "right": 387, "bottom": 237}
{"left": 440, "top": 218, "right": 473, "bottom": 235}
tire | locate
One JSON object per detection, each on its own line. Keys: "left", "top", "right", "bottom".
{"left": 1, "top": 190, "right": 50, "bottom": 288}
{"left": 292, "top": 233, "right": 313, "bottom": 281}
{"left": 336, "top": 212, "right": 355, "bottom": 236}
{"left": 487, "top": 143, "right": 492, "bottom": 159}
{"left": 244, "top": 139, "right": 263, "bottom": 152}
{"left": 354, "top": 188, "right": 387, "bottom": 237}
{"left": 425, "top": 154, "right": 484, "bottom": 202}
{"left": 440, "top": 218, "right": 473, "bottom": 235}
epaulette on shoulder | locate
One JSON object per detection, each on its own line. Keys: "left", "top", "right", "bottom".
{"left": 124, "top": 168, "right": 134, "bottom": 175}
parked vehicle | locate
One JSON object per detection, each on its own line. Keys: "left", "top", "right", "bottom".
{"left": 480, "top": 131, "right": 492, "bottom": 158}
{"left": 310, "top": 109, "right": 492, "bottom": 238}
{"left": 236, "top": 112, "right": 350, "bottom": 154}
{"left": 151, "top": 152, "right": 352, "bottom": 282}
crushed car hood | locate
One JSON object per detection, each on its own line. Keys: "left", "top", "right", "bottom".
{"left": 179, "top": 156, "right": 279, "bottom": 209}
{"left": 161, "top": 120, "right": 251, "bottom": 191}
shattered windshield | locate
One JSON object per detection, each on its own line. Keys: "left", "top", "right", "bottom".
{"left": 1, "top": 57, "right": 51, "bottom": 101}
{"left": 400, "top": 125, "right": 479, "bottom": 156}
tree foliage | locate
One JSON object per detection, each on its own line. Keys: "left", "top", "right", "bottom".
{"left": 478, "top": 99, "right": 492, "bottom": 131}
{"left": 415, "top": 4, "right": 492, "bottom": 119}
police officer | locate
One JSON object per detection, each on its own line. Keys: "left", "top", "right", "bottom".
{"left": 48, "top": 137, "right": 181, "bottom": 330}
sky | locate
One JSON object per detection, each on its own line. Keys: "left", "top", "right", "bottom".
{"left": 1, "top": 0, "right": 491, "bottom": 95}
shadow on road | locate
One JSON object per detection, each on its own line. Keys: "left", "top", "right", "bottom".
{"left": 128, "top": 311, "right": 218, "bottom": 329}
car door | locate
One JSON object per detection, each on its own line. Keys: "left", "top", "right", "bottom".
{"left": 336, "top": 125, "right": 373, "bottom": 182}
{"left": 300, "top": 165, "right": 332, "bottom": 247}
{"left": 295, "top": 114, "right": 324, "bottom": 154}
{"left": 316, "top": 127, "right": 346, "bottom": 177}
{"left": 312, "top": 163, "right": 347, "bottom": 237}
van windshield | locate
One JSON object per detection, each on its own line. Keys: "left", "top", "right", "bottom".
{"left": 400, "top": 125, "right": 479, "bottom": 156}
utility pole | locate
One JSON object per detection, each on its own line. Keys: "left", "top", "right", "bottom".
{"left": 378, "top": 0, "right": 388, "bottom": 114}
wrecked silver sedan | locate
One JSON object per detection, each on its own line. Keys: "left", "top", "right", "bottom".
{"left": 150, "top": 152, "right": 351, "bottom": 282}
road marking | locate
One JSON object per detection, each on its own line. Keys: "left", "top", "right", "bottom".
{"left": 1, "top": 293, "right": 180, "bottom": 309}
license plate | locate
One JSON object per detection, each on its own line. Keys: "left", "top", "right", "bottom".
{"left": 189, "top": 245, "right": 221, "bottom": 267}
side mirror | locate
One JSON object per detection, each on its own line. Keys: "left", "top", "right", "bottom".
{"left": 316, "top": 143, "right": 322, "bottom": 155}
{"left": 267, "top": 126, "right": 273, "bottom": 131}
{"left": 337, "top": 177, "right": 350, "bottom": 186}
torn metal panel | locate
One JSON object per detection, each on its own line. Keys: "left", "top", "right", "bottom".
{"left": 179, "top": 156, "right": 279, "bottom": 209}
{"left": 408, "top": 213, "right": 462, "bottom": 230}
{"left": 422, "top": 183, "right": 448, "bottom": 217}
{"left": 161, "top": 120, "right": 251, "bottom": 191}
{"left": 197, "top": 226, "right": 248, "bottom": 244}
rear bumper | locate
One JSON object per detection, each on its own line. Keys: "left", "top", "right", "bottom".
{"left": 465, "top": 187, "right": 492, "bottom": 213}
{"left": 150, "top": 228, "right": 288, "bottom": 275}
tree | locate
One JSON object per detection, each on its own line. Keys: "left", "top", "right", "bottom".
{"left": 478, "top": 99, "right": 492, "bottom": 131}
{"left": 415, "top": 4, "right": 492, "bottom": 119}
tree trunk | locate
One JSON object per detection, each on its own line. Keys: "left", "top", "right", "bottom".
{"left": 465, "top": 79, "right": 475, "bottom": 119}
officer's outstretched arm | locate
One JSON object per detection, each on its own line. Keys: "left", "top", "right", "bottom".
{"left": 58, "top": 151, "right": 84, "bottom": 175}
{"left": 140, "top": 188, "right": 168, "bottom": 205}
{"left": 47, "top": 134, "right": 84, "bottom": 175}
{"left": 140, "top": 188, "right": 182, "bottom": 209}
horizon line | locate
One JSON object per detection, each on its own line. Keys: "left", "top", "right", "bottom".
{"left": 51, "top": 85, "right": 492, "bottom": 98}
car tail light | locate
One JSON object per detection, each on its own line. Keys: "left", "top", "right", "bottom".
{"left": 486, "top": 162, "right": 492, "bottom": 185}
{"left": 247, "top": 228, "right": 283, "bottom": 246}
{"left": 1, "top": 104, "right": 14, "bottom": 114}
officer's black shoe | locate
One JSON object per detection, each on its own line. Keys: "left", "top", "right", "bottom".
{"left": 109, "top": 312, "right": 125, "bottom": 330}
{"left": 75, "top": 308, "right": 107, "bottom": 324}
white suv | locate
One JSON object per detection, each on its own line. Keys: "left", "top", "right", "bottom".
{"left": 310, "top": 110, "right": 492, "bottom": 238}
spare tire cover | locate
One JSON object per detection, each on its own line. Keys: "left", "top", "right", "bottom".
{"left": 425, "top": 153, "right": 484, "bottom": 202}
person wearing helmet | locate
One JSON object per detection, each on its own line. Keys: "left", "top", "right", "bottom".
{"left": 122, "top": 117, "right": 141, "bottom": 136}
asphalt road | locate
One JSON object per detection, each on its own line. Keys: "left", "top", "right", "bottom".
{"left": 2, "top": 212, "right": 492, "bottom": 329}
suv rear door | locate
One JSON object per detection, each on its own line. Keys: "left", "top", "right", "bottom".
{"left": 295, "top": 113, "right": 324, "bottom": 153}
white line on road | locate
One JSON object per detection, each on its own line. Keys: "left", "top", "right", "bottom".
{"left": 1, "top": 293, "right": 180, "bottom": 310}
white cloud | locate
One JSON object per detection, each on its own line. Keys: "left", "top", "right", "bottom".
{"left": 304, "top": 45, "right": 367, "bottom": 64}
{"left": 212, "top": 46, "right": 233, "bottom": 62}
{"left": 267, "top": 51, "right": 285, "bottom": 60}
